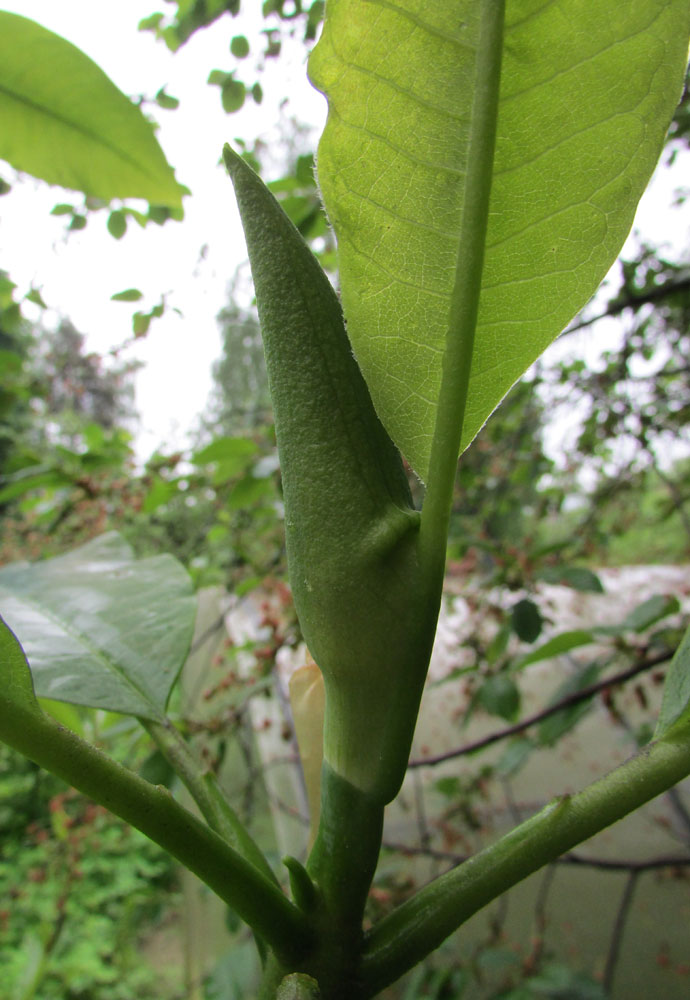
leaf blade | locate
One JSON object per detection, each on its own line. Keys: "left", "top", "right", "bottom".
{"left": 309, "top": 0, "right": 690, "bottom": 479}
{"left": 0, "top": 533, "right": 196, "bottom": 719}
{"left": 0, "top": 11, "right": 185, "bottom": 205}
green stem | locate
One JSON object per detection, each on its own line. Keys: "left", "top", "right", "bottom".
{"left": 419, "top": 1, "right": 505, "bottom": 578}
{"left": 360, "top": 718, "right": 690, "bottom": 996}
{"left": 3, "top": 703, "right": 311, "bottom": 964}
{"left": 284, "top": 764, "right": 385, "bottom": 997}
{"left": 307, "top": 764, "right": 384, "bottom": 933}
{"left": 143, "top": 717, "right": 278, "bottom": 885}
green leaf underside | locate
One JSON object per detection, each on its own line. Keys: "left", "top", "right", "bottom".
{"left": 655, "top": 623, "right": 690, "bottom": 738}
{"left": 309, "top": 0, "right": 690, "bottom": 479}
{"left": 0, "top": 533, "right": 196, "bottom": 720}
{"left": 0, "top": 12, "right": 184, "bottom": 205}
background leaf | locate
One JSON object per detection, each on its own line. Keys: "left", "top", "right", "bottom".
{"left": 537, "top": 567, "right": 605, "bottom": 594}
{"left": 510, "top": 598, "right": 543, "bottom": 644}
{"left": 0, "top": 533, "right": 196, "bottom": 720}
{"left": 477, "top": 672, "right": 520, "bottom": 722}
{"left": 309, "top": 0, "right": 690, "bottom": 478}
{"left": 618, "top": 594, "right": 680, "bottom": 633}
{"left": 514, "top": 630, "right": 595, "bottom": 671}
{"left": 538, "top": 663, "right": 601, "bottom": 746}
{"left": 0, "top": 11, "right": 185, "bottom": 205}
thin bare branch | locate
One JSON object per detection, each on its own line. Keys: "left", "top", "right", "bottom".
{"left": 408, "top": 651, "right": 672, "bottom": 769}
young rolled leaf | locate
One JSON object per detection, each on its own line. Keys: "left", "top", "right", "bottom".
{"left": 0, "top": 533, "right": 196, "bottom": 721}
{"left": 309, "top": 0, "right": 690, "bottom": 480}
{"left": 0, "top": 11, "right": 185, "bottom": 205}
{"left": 223, "top": 147, "right": 438, "bottom": 803}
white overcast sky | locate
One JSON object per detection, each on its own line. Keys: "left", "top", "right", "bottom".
{"left": 0, "top": 2, "right": 688, "bottom": 461}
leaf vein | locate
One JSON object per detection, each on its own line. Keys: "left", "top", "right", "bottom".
{"left": 328, "top": 105, "right": 465, "bottom": 179}
{"left": 0, "top": 584, "right": 163, "bottom": 718}
{"left": 0, "top": 83, "right": 157, "bottom": 182}
{"left": 364, "top": 0, "right": 474, "bottom": 49}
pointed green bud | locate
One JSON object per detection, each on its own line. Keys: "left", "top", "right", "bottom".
{"left": 224, "top": 147, "right": 437, "bottom": 802}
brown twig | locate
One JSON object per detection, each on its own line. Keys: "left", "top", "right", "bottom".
{"left": 408, "top": 651, "right": 673, "bottom": 769}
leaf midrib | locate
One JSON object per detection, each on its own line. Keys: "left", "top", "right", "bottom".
{"left": 418, "top": 0, "right": 506, "bottom": 565}
{"left": 0, "top": 81, "right": 161, "bottom": 183}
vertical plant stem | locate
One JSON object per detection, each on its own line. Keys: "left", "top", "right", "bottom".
{"left": 303, "top": 764, "right": 384, "bottom": 995}
{"left": 307, "top": 766, "right": 384, "bottom": 930}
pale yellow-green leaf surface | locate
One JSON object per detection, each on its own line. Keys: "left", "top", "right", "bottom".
{"left": 309, "top": 0, "right": 690, "bottom": 480}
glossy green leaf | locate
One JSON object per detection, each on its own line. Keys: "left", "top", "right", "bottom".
{"left": 309, "top": 0, "right": 690, "bottom": 478}
{"left": 231, "top": 34, "right": 250, "bottom": 59}
{"left": 133, "top": 311, "right": 151, "bottom": 336}
{"left": 25, "top": 287, "right": 47, "bottom": 308}
{"left": 142, "top": 477, "right": 179, "bottom": 512}
{"left": 514, "top": 629, "right": 594, "bottom": 671}
{"left": 655, "top": 623, "right": 690, "bottom": 738}
{"left": 510, "top": 599, "right": 542, "bottom": 644}
{"left": 192, "top": 435, "right": 258, "bottom": 468}
{"left": 538, "top": 566, "right": 605, "bottom": 594}
{"left": 477, "top": 672, "right": 520, "bottom": 722}
{"left": 0, "top": 533, "right": 196, "bottom": 720}
{"left": 0, "top": 470, "right": 72, "bottom": 504}
{"left": 107, "top": 209, "right": 127, "bottom": 239}
{"left": 537, "top": 663, "right": 600, "bottom": 746}
{"left": 227, "top": 474, "right": 274, "bottom": 509}
{"left": 0, "top": 12, "right": 184, "bottom": 206}
{"left": 619, "top": 593, "right": 680, "bottom": 634}
{"left": 111, "top": 287, "right": 143, "bottom": 302}
{"left": 155, "top": 86, "right": 180, "bottom": 110}
{"left": 495, "top": 736, "right": 533, "bottom": 777}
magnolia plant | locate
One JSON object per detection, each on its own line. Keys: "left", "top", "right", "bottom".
{"left": 1, "top": 3, "right": 690, "bottom": 998}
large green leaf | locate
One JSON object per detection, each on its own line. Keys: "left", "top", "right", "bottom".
{"left": 0, "top": 11, "right": 185, "bottom": 205}
{"left": 0, "top": 533, "right": 196, "bottom": 720}
{"left": 309, "top": 1, "right": 690, "bottom": 479}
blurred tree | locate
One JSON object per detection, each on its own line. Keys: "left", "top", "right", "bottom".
{"left": 30, "top": 319, "right": 140, "bottom": 443}
{"left": 207, "top": 305, "right": 271, "bottom": 435}
{"left": 0, "top": 304, "right": 140, "bottom": 561}
{"left": 546, "top": 245, "right": 690, "bottom": 562}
